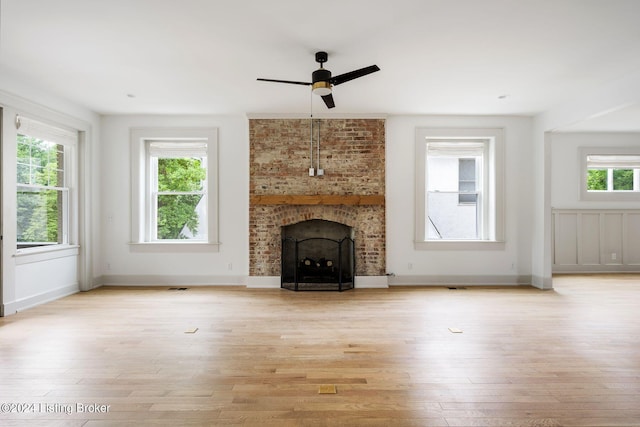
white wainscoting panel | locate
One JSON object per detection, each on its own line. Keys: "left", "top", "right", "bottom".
{"left": 626, "top": 213, "right": 640, "bottom": 266}
{"left": 555, "top": 213, "right": 578, "bottom": 265}
{"left": 603, "top": 213, "right": 623, "bottom": 265}
{"left": 580, "top": 213, "right": 600, "bottom": 265}
{"left": 553, "top": 209, "right": 640, "bottom": 272}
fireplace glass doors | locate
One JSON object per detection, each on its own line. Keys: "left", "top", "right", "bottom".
{"left": 281, "top": 219, "right": 355, "bottom": 291}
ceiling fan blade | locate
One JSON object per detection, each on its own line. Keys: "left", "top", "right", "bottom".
{"left": 331, "top": 65, "right": 380, "bottom": 86}
{"left": 257, "top": 78, "right": 311, "bottom": 86}
{"left": 321, "top": 93, "right": 335, "bottom": 109}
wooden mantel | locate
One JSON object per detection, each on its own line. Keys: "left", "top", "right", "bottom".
{"left": 250, "top": 194, "right": 385, "bottom": 206}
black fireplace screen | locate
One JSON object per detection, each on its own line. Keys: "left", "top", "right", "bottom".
{"left": 281, "top": 220, "right": 355, "bottom": 291}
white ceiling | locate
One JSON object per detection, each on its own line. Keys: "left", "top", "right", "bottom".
{"left": 1, "top": 0, "right": 640, "bottom": 126}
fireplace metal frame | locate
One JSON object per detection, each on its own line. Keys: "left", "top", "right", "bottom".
{"left": 281, "top": 236, "right": 355, "bottom": 291}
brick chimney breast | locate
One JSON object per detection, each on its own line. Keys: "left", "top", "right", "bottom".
{"left": 249, "top": 118, "right": 385, "bottom": 277}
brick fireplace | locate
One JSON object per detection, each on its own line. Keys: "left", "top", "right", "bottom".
{"left": 248, "top": 118, "right": 386, "bottom": 288}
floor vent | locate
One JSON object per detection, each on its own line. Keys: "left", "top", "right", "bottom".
{"left": 168, "top": 287, "right": 189, "bottom": 291}
{"left": 447, "top": 287, "right": 467, "bottom": 290}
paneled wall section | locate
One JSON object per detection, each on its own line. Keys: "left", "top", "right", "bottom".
{"left": 553, "top": 210, "right": 640, "bottom": 272}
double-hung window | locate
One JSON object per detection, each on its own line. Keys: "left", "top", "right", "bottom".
{"left": 415, "top": 128, "right": 504, "bottom": 247}
{"left": 131, "top": 128, "right": 219, "bottom": 249}
{"left": 148, "top": 142, "right": 208, "bottom": 241}
{"left": 16, "top": 116, "right": 77, "bottom": 250}
{"left": 426, "top": 141, "right": 486, "bottom": 240}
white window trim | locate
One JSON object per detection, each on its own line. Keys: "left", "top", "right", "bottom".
{"left": 130, "top": 127, "right": 219, "bottom": 251}
{"left": 579, "top": 147, "right": 640, "bottom": 201}
{"left": 415, "top": 127, "right": 505, "bottom": 250}
{"left": 15, "top": 115, "right": 79, "bottom": 255}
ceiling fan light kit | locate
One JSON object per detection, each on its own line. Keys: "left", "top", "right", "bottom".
{"left": 257, "top": 51, "right": 380, "bottom": 109}
{"left": 312, "top": 81, "right": 332, "bottom": 96}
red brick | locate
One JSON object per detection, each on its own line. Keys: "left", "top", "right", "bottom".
{"left": 249, "top": 118, "right": 385, "bottom": 278}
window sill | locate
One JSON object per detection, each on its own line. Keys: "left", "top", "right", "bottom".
{"left": 580, "top": 191, "right": 640, "bottom": 202}
{"left": 14, "top": 244, "right": 80, "bottom": 265}
{"left": 414, "top": 240, "right": 505, "bottom": 250}
{"left": 129, "top": 242, "right": 220, "bottom": 253}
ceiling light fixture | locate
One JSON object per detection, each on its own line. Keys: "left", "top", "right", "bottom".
{"left": 312, "top": 80, "right": 332, "bottom": 96}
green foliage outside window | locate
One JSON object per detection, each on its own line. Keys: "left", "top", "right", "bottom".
{"left": 587, "top": 169, "right": 607, "bottom": 190}
{"left": 16, "top": 135, "right": 64, "bottom": 245}
{"left": 156, "top": 158, "right": 206, "bottom": 239}
{"left": 587, "top": 168, "right": 635, "bottom": 191}
{"left": 613, "top": 169, "right": 633, "bottom": 190}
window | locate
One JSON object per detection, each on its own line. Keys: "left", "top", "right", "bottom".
{"left": 16, "top": 116, "right": 77, "bottom": 250}
{"left": 149, "top": 142, "right": 208, "bottom": 241}
{"left": 586, "top": 156, "right": 640, "bottom": 192}
{"left": 580, "top": 148, "right": 640, "bottom": 201}
{"left": 415, "top": 128, "right": 504, "bottom": 247}
{"left": 131, "top": 128, "right": 219, "bottom": 249}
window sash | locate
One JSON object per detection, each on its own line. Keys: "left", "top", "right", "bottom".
{"left": 16, "top": 184, "right": 69, "bottom": 249}
{"left": 587, "top": 167, "right": 640, "bottom": 192}
{"left": 16, "top": 117, "right": 75, "bottom": 250}
{"left": 425, "top": 142, "right": 488, "bottom": 240}
{"left": 17, "top": 137, "right": 66, "bottom": 187}
{"left": 148, "top": 144, "right": 209, "bottom": 242}
{"left": 151, "top": 193, "right": 208, "bottom": 241}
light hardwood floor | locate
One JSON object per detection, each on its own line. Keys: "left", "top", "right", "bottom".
{"left": 1, "top": 274, "right": 639, "bottom": 426}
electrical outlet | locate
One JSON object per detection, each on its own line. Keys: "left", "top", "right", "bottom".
{"left": 408, "top": 262, "right": 413, "bottom": 270}
{"left": 611, "top": 252, "right": 617, "bottom": 260}
{"left": 309, "top": 167, "right": 315, "bottom": 176}
{"left": 228, "top": 263, "right": 233, "bottom": 271}
{"left": 317, "top": 168, "right": 324, "bottom": 176}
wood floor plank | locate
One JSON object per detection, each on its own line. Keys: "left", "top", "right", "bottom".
{"left": 1, "top": 274, "right": 639, "bottom": 425}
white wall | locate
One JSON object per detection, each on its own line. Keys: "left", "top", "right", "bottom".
{"left": 549, "top": 132, "right": 640, "bottom": 273}
{"left": 532, "top": 70, "right": 640, "bottom": 289}
{"left": 386, "top": 115, "right": 534, "bottom": 285}
{"left": 1, "top": 71, "right": 101, "bottom": 315}
{"left": 98, "top": 115, "right": 248, "bottom": 285}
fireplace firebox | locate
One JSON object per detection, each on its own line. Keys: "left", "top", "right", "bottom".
{"left": 281, "top": 219, "right": 355, "bottom": 291}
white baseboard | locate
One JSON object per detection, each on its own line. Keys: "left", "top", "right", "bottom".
{"left": 354, "top": 276, "right": 389, "bottom": 288}
{"left": 2, "top": 283, "right": 79, "bottom": 316}
{"left": 553, "top": 265, "right": 640, "bottom": 274}
{"left": 98, "top": 275, "right": 246, "bottom": 286}
{"left": 246, "top": 276, "right": 280, "bottom": 288}
{"left": 388, "top": 274, "right": 533, "bottom": 287}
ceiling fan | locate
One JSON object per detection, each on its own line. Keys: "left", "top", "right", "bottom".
{"left": 257, "top": 51, "right": 380, "bottom": 109}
